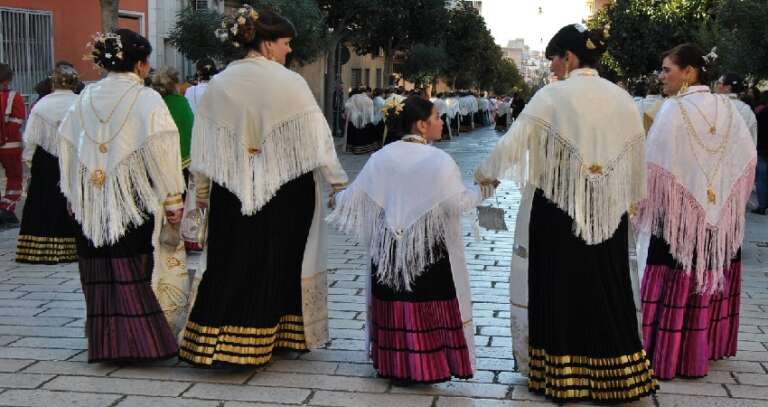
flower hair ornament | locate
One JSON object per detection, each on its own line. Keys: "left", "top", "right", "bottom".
{"left": 83, "top": 32, "right": 124, "bottom": 68}
{"left": 701, "top": 47, "right": 718, "bottom": 72}
{"left": 382, "top": 98, "right": 404, "bottom": 117}
{"left": 215, "top": 5, "right": 260, "bottom": 48}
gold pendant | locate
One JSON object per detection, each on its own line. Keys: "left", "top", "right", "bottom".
{"left": 99, "top": 143, "right": 108, "bottom": 153}
{"left": 91, "top": 169, "right": 106, "bottom": 188}
{"left": 709, "top": 126, "right": 716, "bottom": 135}
{"left": 707, "top": 187, "right": 716, "bottom": 204}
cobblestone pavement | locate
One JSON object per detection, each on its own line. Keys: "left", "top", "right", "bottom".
{"left": 0, "top": 126, "right": 766, "bottom": 406}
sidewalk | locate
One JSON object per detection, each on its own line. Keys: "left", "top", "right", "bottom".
{"left": 0, "top": 127, "right": 765, "bottom": 406}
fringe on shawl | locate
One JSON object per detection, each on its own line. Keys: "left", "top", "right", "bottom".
{"left": 634, "top": 160, "right": 756, "bottom": 294}
{"left": 483, "top": 114, "right": 646, "bottom": 245}
{"left": 58, "top": 131, "right": 185, "bottom": 247}
{"left": 24, "top": 114, "right": 60, "bottom": 157}
{"left": 190, "top": 108, "right": 334, "bottom": 215}
{"left": 327, "top": 186, "right": 462, "bottom": 292}
{"left": 347, "top": 110, "right": 374, "bottom": 129}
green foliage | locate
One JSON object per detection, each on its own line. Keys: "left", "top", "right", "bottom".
{"left": 169, "top": 1, "right": 327, "bottom": 66}
{"left": 708, "top": 0, "right": 768, "bottom": 81}
{"left": 444, "top": 2, "right": 497, "bottom": 89}
{"left": 402, "top": 44, "right": 448, "bottom": 87}
{"left": 492, "top": 59, "right": 526, "bottom": 96}
{"left": 167, "top": 7, "right": 227, "bottom": 63}
{"left": 245, "top": 0, "right": 328, "bottom": 65}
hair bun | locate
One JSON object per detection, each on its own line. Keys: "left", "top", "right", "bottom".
{"left": 585, "top": 28, "right": 608, "bottom": 53}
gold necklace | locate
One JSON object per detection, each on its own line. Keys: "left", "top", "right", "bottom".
{"left": 89, "top": 83, "right": 140, "bottom": 125}
{"left": 681, "top": 93, "right": 718, "bottom": 135}
{"left": 79, "top": 87, "right": 145, "bottom": 154}
{"left": 676, "top": 98, "right": 733, "bottom": 204}
{"left": 401, "top": 134, "right": 428, "bottom": 144}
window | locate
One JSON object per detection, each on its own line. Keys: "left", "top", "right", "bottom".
{"left": 364, "top": 69, "right": 371, "bottom": 87}
{"left": 351, "top": 69, "right": 362, "bottom": 87}
{"left": 376, "top": 68, "right": 382, "bottom": 88}
{"left": 192, "top": 0, "right": 209, "bottom": 10}
{"left": 0, "top": 7, "right": 54, "bottom": 106}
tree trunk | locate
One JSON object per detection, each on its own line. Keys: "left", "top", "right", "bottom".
{"left": 383, "top": 37, "right": 394, "bottom": 86}
{"left": 323, "top": 34, "right": 342, "bottom": 127}
{"left": 100, "top": 0, "right": 120, "bottom": 33}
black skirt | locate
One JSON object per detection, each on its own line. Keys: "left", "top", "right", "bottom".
{"left": 527, "top": 189, "right": 657, "bottom": 403}
{"left": 16, "top": 148, "right": 77, "bottom": 264}
{"left": 440, "top": 114, "right": 451, "bottom": 140}
{"left": 346, "top": 122, "right": 380, "bottom": 154}
{"left": 180, "top": 173, "right": 316, "bottom": 367}
{"left": 495, "top": 114, "right": 508, "bottom": 130}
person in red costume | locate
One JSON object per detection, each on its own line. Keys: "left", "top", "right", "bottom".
{"left": 0, "top": 63, "right": 25, "bottom": 226}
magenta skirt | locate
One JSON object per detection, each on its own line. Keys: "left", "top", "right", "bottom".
{"left": 369, "top": 247, "right": 472, "bottom": 383}
{"left": 641, "top": 236, "right": 741, "bottom": 379}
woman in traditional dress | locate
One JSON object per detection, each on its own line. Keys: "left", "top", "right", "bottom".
{"left": 635, "top": 44, "right": 755, "bottom": 380}
{"left": 184, "top": 58, "right": 217, "bottom": 114}
{"left": 16, "top": 65, "right": 80, "bottom": 264}
{"left": 636, "top": 75, "right": 665, "bottom": 134}
{"left": 179, "top": 6, "right": 348, "bottom": 367}
{"left": 58, "top": 29, "right": 185, "bottom": 362}
{"left": 329, "top": 96, "right": 495, "bottom": 384}
{"left": 344, "top": 88, "right": 378, "bottom": 154}
{"left": 475, "top": 24, "right": 657, "bottom": 403}
{"left": 152, "top": 67, "right": 194, "bottom": 175}
{"left": 494, "top": 97, "right": 510, "bottom": 131}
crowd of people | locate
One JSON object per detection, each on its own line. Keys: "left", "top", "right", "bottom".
{"left": 0, "top": 4, "right": 766, "bottom": 404}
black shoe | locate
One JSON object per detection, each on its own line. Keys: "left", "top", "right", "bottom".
{"left": 751, "top": 208, "right": 767, "bottom": 215}
{"left": 0, "top": 209, "right": 19, "bottom": 226}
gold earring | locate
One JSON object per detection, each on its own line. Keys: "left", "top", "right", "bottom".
{"left": 679, "top": 79, "right": 690, "bottom": 95}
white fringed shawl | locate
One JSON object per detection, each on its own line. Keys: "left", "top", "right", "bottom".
{"left": 23, "top": 90, "right": 77, "bottom": 159}
{"left": 345, "top": 93, "right": 375, "bottom": 129}
{"left": 327, "top": 141, "right": 470, "bottom": 291}
{"left": 372, "top": 96, "right": 385, "bottom": 124}
{"left": 634, "top": 87, "right": 756, "bottom": 294}
{"left": 58, "top": 73, "right": 184, "bottom": 247}
{"left": 476, "top": 68, "right": 646, "bottom": 245}
{"left": 191, "top": 57, "right": 342, "bottom": 215}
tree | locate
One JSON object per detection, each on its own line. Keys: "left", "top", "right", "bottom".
{"left": 168, "top": 1, "right": 327, "bottom": 65}
{"left": 706, "top": 0, "right": 768, "bottom": 81}
{"left": 168, "top": 7, "right": 226, "bottom": 63}
{"left": 100, "top": 0, "right": 119, "bottom": 33}
{"left": 443, "top": 2, "right": 498, "bottom": 90}
{"left": 349, "top": 0, "right": 448, "bottom": 84}
{"left": 492, "top": 59, "right": 525, "bottom": 96}
{"left": 589, "top": 0, "right": 716, "bottom": 79}
{"left": 246, "top": 0, "right": 328, "bottom": 66}
{"left": 402, "top": 44, "right": 447, "bottom": 88}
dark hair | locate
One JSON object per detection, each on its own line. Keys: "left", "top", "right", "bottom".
{"left": 632, "top": 81, "right": 647, "bottom": 98}
{"left": 222, "top": 6, "right": 296, "bottom": 52}
{"left": 51, "top": 65, "right": 80, "bottom": 91}
{"left": 91, "top": 29, "right": 152, "bottom": 72}
{"left": 0, "top": 63, "right": 12, "bottom": 83}
{"left": 661, "top": 43, "right": 711, "bottom": 84}
{"left": 402, "top": 96, "right": 434, "bottom": 134}
{"left": 545, "top": 24, "right": 607, "bottom": 67}
{"left": 196, "top": 58, "right": 218, "bottom": 81}
{"left": 720, "top": 73, "right": 745, "bottom": 94}
{"left": 372, "top": 88, "right": 383, "bottom": 97}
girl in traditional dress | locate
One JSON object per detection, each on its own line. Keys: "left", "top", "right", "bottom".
{"left": 635, "top": 44, "right": 755, "bottom": 380}
{"left": 715, "top": 73, "right": 757, "bottom": 147}
{"left": 16, "top": 65, "right": 80, "bottom": 264}
{"left": 328, "top": 96, "right": 495, "bottom": 384}
{"left": 476, "top": 24, "right": 657, "bottom": 403}
{"left": 58, "top": 29, "right": 185, "bottom": 362}
{"left": 179, "top": 6, "right": 348, "bottom": 367}
{"left": 184, "top": 58, "right": 217, "bottom": 114}
{"left": 151, "top": 67, "right": 194, "bottom": 174}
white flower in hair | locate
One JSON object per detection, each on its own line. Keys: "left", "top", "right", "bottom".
{"left": 238, "top": 7, "right": 247, "bottom": 14}
{"left": 230, "top": 25, "right": 238, "bottom": 35}
{"left": 573, "top": 23, "right": 587, "bottom": 33}
{"left": 702, "top": 47, "right": 718, "bottom": 64}
{"left": 105, "top": 53, "right": 112, "bottom": 59}
{"left": 237, "top": 16, "right": 246, "bottom": 25}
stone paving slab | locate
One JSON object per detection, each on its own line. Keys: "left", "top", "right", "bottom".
{"left": 0, "top": 127, "right": 765, "bottom": 406}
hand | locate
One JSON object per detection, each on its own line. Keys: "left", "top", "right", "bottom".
{"left": 166, "top": 208, "right": 183, "bottom": 225}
